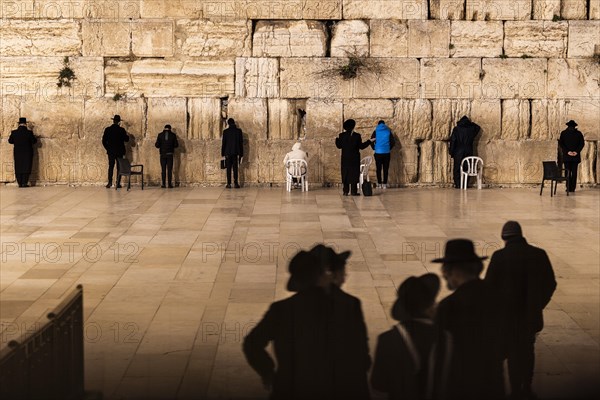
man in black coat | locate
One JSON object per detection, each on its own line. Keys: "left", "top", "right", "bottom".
{"left": 243, "top": 245, "right": 371, "bottom": 400}
{"left": 335, "top": 119, "right": 372, "bottom": 196}
{"left": 8, "top": 117, "right": 37, "bottom": 188}
{"left": 102, "top": 115, "right": 129, "bottom": 188}
{"left": 449, "top": 116, "right": 480, "bottom": 188}
{"left": 432, "top": 239, "right": 504, "bottom": 400}
{"left": 155, "top": 124, "right": 179, "bottom": 188}
{"left": 558, "top": 120, "right": 585, "bottom": 192}
{"left": 485, "top": 221, "right": 556, "bottom": 400}
{"left": 221, "top": 118, "right": 244, "bottom": 188}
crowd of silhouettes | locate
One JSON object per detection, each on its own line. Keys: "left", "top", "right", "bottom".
{"left": 243, "top": 221, "right": 556, "bottom": 400}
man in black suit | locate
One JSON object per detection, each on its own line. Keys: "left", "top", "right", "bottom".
{"left": 243, "top": 245, "right": 371, "bottom": 400}
{"left": 485, "top": 221, "right": 556, "bottom": 400}
{"left": 221, "top": 118, "right": 244, "bottom": 188}
{"left": 449, "top": 116, "right": 480, "bottom": 188}
{"left": 155, "top": 124, "right": 179, "bottom": 188}
{"left": 558, "top": 120, "right": 585, "bottom": 192}
{"left": 102, "top": 115, "right": 129, "bottom": 188}
{"left": 8, "top": 117, "right": 37, "bottom": 188}
{"left": 335, "top": 119, "right": 372, "bottom": 196}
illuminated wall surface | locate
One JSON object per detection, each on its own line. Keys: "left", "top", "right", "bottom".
{"left": 1, "top": 0, "right": 599, "bottom": 186}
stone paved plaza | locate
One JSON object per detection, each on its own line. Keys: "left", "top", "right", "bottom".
{"left": 0, "top": 185, "right": 598, "bottom": 399}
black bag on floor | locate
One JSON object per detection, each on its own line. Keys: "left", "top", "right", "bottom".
{"left": 361, "top": 181, "right": 373, "bottom": 196}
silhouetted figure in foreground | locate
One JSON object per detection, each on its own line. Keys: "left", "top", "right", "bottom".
{"left": 8, "top": 117, "right": 37, "bottom": 188}
{"left": 558, "top": 120, "right": 585, "bottom": 192}
{"left": 221, "top": 118, "right": 244, "bottom": 188}
{"left": 371, "top": 273, "right": 440, "bottom": 400}
{"left": 155, "top": 124, "right": 179, "bottom": 188}
{"left": 243, "top": 245, "right": 371, "bottom": 400}
{"left": 432, "top": 239, "right": 504, "bottom": 400}
{"left": 486, "top": 221, "right": 556, "bottom": 400}
{"left": 102, "top": 115, "right": 129, "bottom": 188}
{"left": 336, "top": 119, "right": 372, "bottom": 196}
{"left": 449, "top": 116, "right": 480, "bottom": 188}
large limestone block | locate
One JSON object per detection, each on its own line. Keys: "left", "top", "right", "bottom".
{"left": 227, "top": 98, "right": 268, "bottom": 140}
{"left": 200, "top": 1, "right": 342, "bottom": 19}
{"left": 280, "top": 58, "right": 420, "bottom": 99}
{"left": 83, "top": 98, "right": 145, "bottom": 142}
{"left": 532, "top": 99, "right": 600, "bottom": 140}
{"left": 408, "top": 20, "right": 450, "bottom": 58}
{"left": 132, "top": 21, "right": 174, "bottom": 57}
{"left": 76, "top": 138, "right": 113, "bottom": 184}
{"left": 450, "top": 21, "right": 503, "bottom": 58}
{"left": 82, "top": 21, "right": 130, "bottom": 57}
{"left": 532, "top": 0, "right": 561, "bottom": 20}
{"left": 392, "top": 99, "right": 432, "bottom": 141}
{"left": 178, "top": 19, "right": 252, "bottom": 57}
{"left": 471, "top": 100, "right": 501, "bottom": 142}
{"left": 421, "top": 58, "right": 481, "bottom": 99}
{"left": 419, "top": 141, "right": 452, "bottom": 184}
{"left": 501, "top": 100, "right": 530, "bottom": 140}
{"left": 305, "top": 99, "right": 343, "bottom": 139}
{"left": 343, "top": 100, "right": 394, "bottom": 135}
{"left": 504, "top": 21, "right": 567, "bottom": 58}
{"left": 235, "top": 58, "right": 279, "bottom": 98}
{"left": 147, "top": 98, "right": 187, "bottom": 140}
{"left": 330, "top": 20, "right": 369, "bottom": 57}
{"left": 430, "top": 0, "right": 465, "bottom": 19}
{"left": 592, "top": 1, "right": 600, "bottom": 19}
{"left": 140, "top": 0, "right": 203, "bottom": 18}
{"left": 481, "top": 59, "right": 547, "bottom": 100}
{"left": 466, "top": 0, "right": 531, "bottom": 20}
{"left": 547, "top": 59, "right": 599, "bottom": 99}
{"left": 322, "top": 139, "right": 342, "bottom": 183}
{"left": 253, "top": 20, "right": 327, "bottom": 57}
{"left": 0, "top": 1, "right": 139, "bottom": 19}
{"left": 370, "top": 19, "right": 408, "bottom": 57}
{"left": 342, "top": 0, "right": 428, "bottom": 19}
{"left": 561, "top": 0, "right": 587, "bottom": 19}
{"left": 188, "top": 98, "right": 222, "bottom": 140}
{"left": 20, "top": 98, "right": 84, "bottom": 139}
{"left": 567, "top": 21, "right": 600, "bottom": 58}
{"left": 475, "top": 140, "right": 555, "bottom": 184}
{"left": 0, "top": 56, "right": 104, "bottom": 98}
{"left": 258, "top": 140, "right": 300, "bottom": 182}
{"left": 268, "top": 99, "right": 303, "bottom": 140}
{"left": 105, "top": 59, "right": 235, "bottom": 98}
{"left": 579, "top": 141, "right": 597, "bottom": 184}
{"left": 30, "top": 139, "right": 73, "bottom": 183}
{"left": 0, "top": 141, "right": 15, "bottom": 182}
{"left": 389, "top": 143, "right": 419, "bottom": 184}
{"left": 1, "top": 97, "right": 21, "bottom": 139}
{"left": 431, "top": 100, "right": 472, "bottom": 140}
{"left": 0, "top": 20, "right": 81, "bottom": 56}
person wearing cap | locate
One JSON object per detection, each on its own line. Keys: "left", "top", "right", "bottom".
{"left": 335, "top": 119, "right": 372, "bottom": 196}
{"left": 8, "top": 117, "right": 37, "bottom": 188}
{"left": 155, "top": 124, "right": 179, "bottom": 188}
{"left": 431, "top": 239, "right": 504, "bottom": 400}
{"left": 449, "top": 116, "right": 480, "bottom": 189}
{"left": 371, "top": 274, "right": 440, "bottom": 400}
{"left": 370, "top": 120, "right": 396, "bottom": 189}
{"left": 221, "top": 118, "right": 244, "bottom": 188}
{"left": 558, "top": 120, "right": 585, "bottom": 192}
{"left": 243, "top": 245, "right": 371, "bottom": 400}
{"left": 102, "top": 115, "right": 129, "bottom": 188}
{"left": 485, "top": 221, "right": 556, "bottom": 400}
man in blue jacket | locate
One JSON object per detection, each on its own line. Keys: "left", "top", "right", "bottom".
{"left": 370, "top": 120, "right": 395, "bottom": 189}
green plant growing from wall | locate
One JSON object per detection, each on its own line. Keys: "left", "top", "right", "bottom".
{"left": 318, "top": 51, "right": 382, "bottom": 81}
{"left": 112, "top": 93, "right": 126, "bottom": 102}
{"left": 57, "top": 57, "right": 76, "bottom": 88}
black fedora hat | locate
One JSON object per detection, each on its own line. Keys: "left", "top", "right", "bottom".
{"left": 18, "top": 117, "right": 27, "bottom": 124}
{"left": 112, "top": 115, "right": 122, "bottom": 122}
{"left": 566, "top": 120, "right": 578, "bottom": 127}
{"left": 287, "top": 250, "right": 321, "bottom": 292}
{"left": 431, "top": 239, "right": 487, "bottom": 263}
{"left": 391, "top": 273, "right": 440, "bottom": 321}
{"left": 308, "top": 244, "right": 351, "bottom": 272}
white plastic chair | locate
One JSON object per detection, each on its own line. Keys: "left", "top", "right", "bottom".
{"left": 285, "top": 159, "right": 308, "bottom": 192}
{"left": 358, "top": 156, "right": 373, "bottom": 192}
{"left": 460, "top": 156, "right": 483, "bottom": 190}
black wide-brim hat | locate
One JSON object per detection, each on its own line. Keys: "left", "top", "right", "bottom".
{"left": 391, "top": 273, "right": 440, "bottom": 321}
{"left": 309, "top": 244, "right": 351, "bottom": 270}
{"left": 112, "top": 114, "right": 122, "bottom": 122}
{"left": 18, "top": 117, "right": 27, "bottom": 124}
{"left": 431, "top": 239, "right": 487, "bottom": 263}
{"left": 566, "top": 120, "right": 578, "bottom": 127}
{"left": 287, "top": 250, "right": 320, "bottom": 292}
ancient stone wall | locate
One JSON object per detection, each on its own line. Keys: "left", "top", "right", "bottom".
{"left": 1, "top": 0, "right": 598, "bottom": 186}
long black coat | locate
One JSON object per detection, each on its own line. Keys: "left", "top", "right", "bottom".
{"left": 102, "top": 123, "right": 129, "bottom": 156}
{"left": 449, "top": 118, "right": 480, "bottom": 160}
{"left": 8, "top": 126, "right": 37, "bottom": 174}
{"left": 558, "top": 127, "right": 585, "bottom": 163}
{"left": 221, "top": 126, "right": 244, "bottom": 157}
{"left": 433, "top": 279, "right": 504, "bottom": 400}
{"left": 155, "top": 131, "right": 179, "bottom": 156}
{"left": 485, "top": 237, "right": 556, "bottom": 335}
{"left": 335, "top": 131, "right": 371, "bottom": 184}
{"left": 243, "top": 286, "right": 371, "bottom": 400}
{"left": 371, "top": 319, "right": 436, "bottom": 400}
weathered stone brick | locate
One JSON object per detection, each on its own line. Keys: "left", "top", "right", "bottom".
{"left": 504, "top": 21, "right": 568, "bottom": 58}
{"left": 132, "top": 20, "right": 174, "bottom": 57}
{"left": 0, "top": 20, "right": 81, "bottom": 56}
{"left": 147, "top": 98, "right": 187, "bottom": 140}
{"left": 431, "top": 100, "right": 472, "bottom": 140}
{"left": 567, "top": 21, "right": 600, "bottom": 58}
{"left": 561, "top": 0, "right": 587, "bottom": 19}
{"left": 342, "top": 0, "right": 428, "bottom": 19}
{"left": 421, "top": 58, "right": 481, "bottom": 99}
{"left": 253, "top": 20, "right": 327, "bottom": 57}
{"left": 450, "top": 21, "right": 503, "bottom": 58}
{"left": 547, "top": 59, "right": 599, "bottom": 99}
{"left": 532, "top": 0, "right": 560, "bottom": 20}
{"left": 430, "top": 0, "right": 465, "bottom": 20}
{"left": 408, "top": 20, "right": 450, "bottom": 58}
{"left": 268, "top": 99, "right": 303, "bottom": 140}
{"left": 419, "top": 141, "right": 452, "bottom": 184}
{"left": 501, "top": 100, "right": 530, "bottom": 140}
{"left": 235, "top": 58, "right": 279, "bottom": 98}
{"left": 370, "top": 19, "right": 408, "bottom": 57}
{"left": 227, "top": 98, "right": 268, "bottom": 140}
{"left": 481, "top": 59, "right": 547, "bottom": 100}
{"left": 178, "top": 19, "right": 252, "bottom": 57}
{"left": 466, "top": 0, "right": 531, "bottom": 20}
{"left": 188, "top": 98, "right": 222, "bottom": 140}
{"left": 83, "top": 21, "right": 130, "bottom": 57}
{"left": 330, "top": 20, "right": 369, "bottom": 57}
{"left": 392, "top": 99, "right": 433, "bottom": 141}
{"left": 305, "top": 99, "right": 343, "bottom": 139}
{"left": 343, "top": 99, "right": 394, "bottom": 135}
